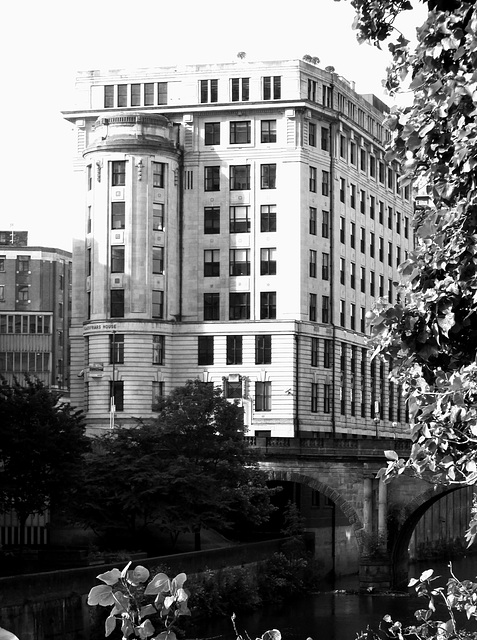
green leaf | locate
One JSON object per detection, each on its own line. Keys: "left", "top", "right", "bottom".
{"left": 127, "top": 565, "right": 150, "bottom": 585}
{"left": 420, "top": 569, "right": 434, "bottom": 582}
{"left": 105, "top": 615, "right": 117, "bottom": 637}
{"left": 87, "top": 584, "right": 114, "bottom": 606}
{"left": 384, "top": 450, "right": 398, "bottom": 461}
{"left": 96, "top": 568, "right": 121, "bottom": 586}
{"left": 171, "top": 572, "right": 187, "bottom": 592}
{"left": 144, "top": 573, "right": 170, "bottom": 595}
{"left": 154, "top": 632, "right": 177, "bottom": 640}
{"left": 140, "top": 604, "right": 157, "bottom": 618}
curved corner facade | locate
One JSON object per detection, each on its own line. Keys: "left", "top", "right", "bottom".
{"left": 64, "top": 60, "right": 414, "bottom": 435}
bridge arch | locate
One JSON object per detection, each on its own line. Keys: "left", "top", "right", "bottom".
{"left": 265, "top": 468, "right": 366, "bottom": 551}
{"left": 390, "top": 485, "right": 465, "bottom": 589}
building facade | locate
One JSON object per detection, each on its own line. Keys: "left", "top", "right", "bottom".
{"left": 63, "top": 59, "right": 413, "bottom": 435}
{"left": 0, "top": 235, "right": 72, "bottom": 390}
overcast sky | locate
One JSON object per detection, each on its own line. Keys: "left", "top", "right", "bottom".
{"left": 0, "top": 0, "right": 427, "bottom": 252}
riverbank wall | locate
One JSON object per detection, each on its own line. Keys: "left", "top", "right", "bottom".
{"left": 0, "top": 537, "right": 305, "bottom": 639}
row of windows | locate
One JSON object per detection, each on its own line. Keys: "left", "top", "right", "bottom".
{"left": 205, "top": 120, "right": 277, "bottom": 145}
{"left": 88, "top": 161, "right": 165, "bottom": 190}
{"left": 0, "top": 255, "right": 31, "bottom": 272}
{"left": 0, "top": 314, "right": 51, "bottom": 334}
{"left": 203, "top": 164, "right": 276, "bottom": 191}
{"left": 0, "top": 351, "right": 50, "bottom": 372}
{"left": 337, "top": 185, "right": 410, "bottom": 236}
{"left": 203, "top": 248, "right": 276, "bottom": 277}
{"left": 204, "top": 205, "right": 276, "bottom": 234}
{"left": 103, "top": 76, "right": 281, "bottom": 109}
{"left": 107, "top": 246, "right": 165, "bottom": 274}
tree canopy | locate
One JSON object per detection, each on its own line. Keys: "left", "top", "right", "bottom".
{"left": 0, "top": 376, "right": 89, "bottom": 540}
{"left": 75, "top": 380, "right": 274, "bottom": 549}
{"left": 339, "top": 0, "right": 477, "bottom": 489}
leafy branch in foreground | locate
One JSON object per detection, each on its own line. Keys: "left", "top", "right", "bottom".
{"left": 87, "top": 563, "right": 190, "bottom": 639}
{"left": 357, "top": 565, "right": 477, "bottom": 640}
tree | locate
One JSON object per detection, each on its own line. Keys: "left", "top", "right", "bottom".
{"left": 329, "top": 1, "right": 477, "bottom": 496}
{"left": 76, "top": 381, "right": 275, "bottom": 549}
{"left": 0, "top": 376, "right": 89, "bottom": 544}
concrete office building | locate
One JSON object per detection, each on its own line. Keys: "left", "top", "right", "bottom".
{"left": 0, "top": 233, "right": 72, "bottom": 390}
{"left": 62, "top": 59, "right": 414, "bottom": 435}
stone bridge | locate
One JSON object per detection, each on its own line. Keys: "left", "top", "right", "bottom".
{"left": 248, "top": 435, "right": 463, "bottom": 590}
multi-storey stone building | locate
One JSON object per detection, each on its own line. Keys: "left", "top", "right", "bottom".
{"left": 0, "top": 233, "right": 72, "bottom": 390}
{"left": 62, "top": 59, "right": 413, "bottom": 435}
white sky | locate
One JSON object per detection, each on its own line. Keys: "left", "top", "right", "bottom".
{"left": 0, "top": 0, "right": 427, "bottom": 252}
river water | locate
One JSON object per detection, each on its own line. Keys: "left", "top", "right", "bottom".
{"left": 197, "top": 556, "right": 477, "bottom": 640}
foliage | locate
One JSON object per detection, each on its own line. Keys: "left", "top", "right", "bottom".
{"left": 332, "top": 0, "right": 477, "bottom": 503}
{"left": 0, "top": 375, "right": 89, "bottom": 538}
{"left": 357, "top": 565, "right": 477, "bottom": 639}
{"left": 74, "top": 381, "right": 275, "bottom": 547}
{"left": 87, "top": 562, "right": 190, "bottom": 639}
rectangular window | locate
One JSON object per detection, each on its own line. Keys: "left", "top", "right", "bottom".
{"left": 324, "top": 339, "right": 332, "bottom": 368}
{"left": 205, "top": 122, "right": 220, "bottom": 145}
{"left": 230, "top": 121, "right": 251, "bottom": 144}
{"left": 322, "top": 171, "right": 330, "bottom": 196}
{"left": 17, "top": 255, "right": 30, "bottom": 272}
{"left": 256, "top": 335, "right": 272, "bottom": 365}
{"left": 260, "top": 248, "right": 277, "bottom": 275}
{"left": 261, "top": 205, "right": 276, "bottom": 232}
{"left": 152, "top": 162, "right": 165, "bottom": 188}
{"left": 200, "top": 79, "right": 218, "bottom": 103}
{"left": 230, "top": 165, "right": 250, "bottom": 190}
{"left": 379, "top": 162, "right": 385, "bottom": 184}
{"left": 360, "top": 226, "right": 365, "bottom": 253}
{"left": 104, "top": 85, "right": 114, "bottom": 108}
{"left": 370, "top": 271, "right": 375, "bottom": 297}
{"left": 309, "top": 250, "right": 317, "bottom": 278}
{"left": 255, "top": 381, "right": 272, "bottom": 411}
{"left": 404, "top": 216, "right": 409, "bottom": 239}
{"left": 396, "top": 211, "right": 401, "bottom": 235}
{"left": 370, "top": 195, "right": 376, "bottom": 219}
{"left": 361, "top": 307, "right": 366, "bottom": 333}
{"left": 227, "top": 335, "right": 243, "bottom": 364}
{"left": 322, "top": 295, "right": 329, "bottom": 323}
{"left": 112, "top": 161, "right": 126, "bottom": 186}
{"left": 350, "top": 183, "right": 356, "bottom": 209}
{"left": 308, "top": 79, "right": 317, "bottom": 101}
{"left": 340, "top": 135, "right": 347, "bottom": 159}
{"left": 311, "top": 337, "right": 319, "bottom": 367}
{"left": 370, "top": 232, "right": 375, "bottom": 258}
{"left": 261, "top": 164, "right": 276, "bottom": 189}
{"left": 118, "top": 84, "right": 127, "bottom": 107}
{"left": 111, "top": 246, "right": 125, "bottom": 273}
{"left": 111, "top": 202, "right": 125, "bottom": 229}
{"left": 340, "top": 257, "right": 345, "bottom": 284}
{"left": 309, "top": 167, "right": 317, "bottom": 192}
{"left": 350, "top": 303, "right": 356, "bottom": 331}
{"left": 0, "top": 285, "right": 4, "bottom": 302}
{"left": 153, "top": 247, "right": 164, "bottom": 274}
{"left": 323, "top": 383, "right": 331, "bottom": 413}
{"left": 226, "top": 379, "right": 242, "bottom": 399}
{"left": 350, "top": 262, "right": 356, "bottom": 289}
{"left": 309, "top": 293, "right": 317, "bottom": 322}
{"left": 229, "top": 292, "right": 250, "bottom": 319}
{"left": 152, "top": 381, "right": 164, "bottom": 409}
{"left": 158, "top": 82, "right": 167, "bottom": 105}
{"left": 110, "top": 381, "right": 124, "bottom": 412}
{"left": 350, "top": 142, "right": 356, "bottom": 165}
{"left": 261, "top": 120, "right": 277, "bottom": 143}
{"left": 204, "top": 166, "right": 220, "bottom": 191}
{"left": 152, "top": 290, "right": 164, "bottom": 318}
{"left": 263, "top": 76, "right": 281, "bottom": 100}
{"left": 309, "top": 207, "right": 317, "bottom": 235}
{"left": 230, "top": 205, "right": 250, "bottom": 233}
{"left": 87, "top": 165, "right": 92, "bottom": 190}
{"left": 204, "top": 207, "right": 220, "bottom": 234}
{"left": 370, "top": 155, "right": 376, "bottom": 178}
{"left": 230, "top": 249, "right": 250, "bottom": 276}
{"left": 388, "top": 206, "right": 393, "bottom": 230}
{"left": 360, "top": 148, "right": 367, "bottom": 172}
{"left": 204, "top": 293, "right": 220, "bottom": 320}
{"left": 153, "top": 335, "right": 165, "bottom": 365}
{"left": 361, "top": 266, "right": 366, "bottom": 293}
{"left": 323, "top": 85, "right": 333, "bottom": 107}
{"left": 0, "top": 256, "right": 5, "bottom": 272}
{"left": 379, "top": 201, "right": 384, "bottom": 224}
{"left": 198, "top": 336, "right": 214, "bottom": 366}
{"left": 350, "top": 221, "right": 356, "bottom": 248}
{"left": 322, "top": 210, "right": 329, "bottom": 238}
{"left": 204, "top": 249, "right": 220, "bottom": 277}
{"left": 144, "top": 83, "right": 154, "bottom": 106}
{"left": 379, "top": 236, "right": 384, "bottom": 262}
{"left": 111, "top": 289, "right": 125, "bottom": 318}
{"left": 231, "top": 77, "right": 249, "bottom": 101}
{"left": 340, "top": 177, "right": 345, "bottom": 203}
{"left": 396, "top": 245, "right": 401, "bottom": 267}
{"left": 340, "top": 300, "right": 345, "bottom": 327}
{"left": 131, "top": 84, "right": 140, "bottom": 106}
{"left": 388, "top": 279, "right": 393, "bottom": 303}
{"left": 153, "top": 204, "right": 164, "bottom": 231}
{"left": 360, "top": 189, "right": 366, "bottom": 214}
{"left": 321, "top": 252, "right": 329, "bottom": 280}
{"left": 309, "top": 122, "right": 316, "bottom": 146}
{"left": 109, "top": 333, "right": 124, "bottom": 364}
{"left": 387, "top": 167, "right": 394, "bottom": 190}
{"left": 260, "top": 292, "right": 276, "bottom": 319}
{"left": 321, "top": 127, "right": 329, "bottom": 151}
{"left": 311, "top": 383, "right": 319, "bottom": 413}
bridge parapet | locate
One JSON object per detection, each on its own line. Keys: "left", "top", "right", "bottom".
{"left": 246, "top": 436, "right": 410, "bottom": 459}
